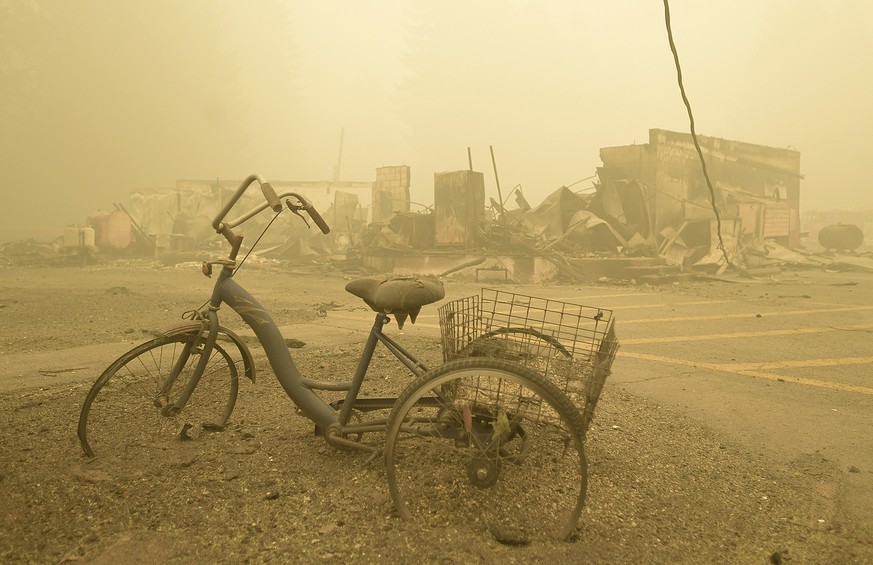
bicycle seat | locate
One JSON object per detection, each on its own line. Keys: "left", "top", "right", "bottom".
{"left": 345, "top": 276, "right": 445, "bottom": 329}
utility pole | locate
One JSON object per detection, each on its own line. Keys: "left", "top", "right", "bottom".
{"left": 332, "top": 127, "right": 345, "bottom": 181}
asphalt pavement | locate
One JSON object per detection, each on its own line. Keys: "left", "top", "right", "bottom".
{"left": 594, "top": 269, "right": 873, "bottom": 532}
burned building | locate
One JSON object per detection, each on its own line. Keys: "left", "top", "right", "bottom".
{"left": 372, "top": 166, "right": 411, "bottom": 224}
{"left": 596, "top": 128, "right": 802, "bottom": 268}
{"left": 354, "top": 129, "right": 808, "bottom": 282}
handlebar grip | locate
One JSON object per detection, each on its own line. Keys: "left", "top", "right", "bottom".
{"left": 306, "top": 204, "right": 331, "bottom": 234}
{"left": 261, "top": 182, "right": 283, "bottom": 212}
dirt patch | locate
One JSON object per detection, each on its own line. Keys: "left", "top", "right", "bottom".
{"left": 0, "top": 263, "right": 870, "bottom": 563}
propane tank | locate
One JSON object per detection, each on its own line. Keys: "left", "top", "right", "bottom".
{"left": 817, "top": 224, "right": 864, "bottom": 251}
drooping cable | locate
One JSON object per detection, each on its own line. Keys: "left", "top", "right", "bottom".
{"left": 662, "top": 0, "right": 732, "bottom": 268}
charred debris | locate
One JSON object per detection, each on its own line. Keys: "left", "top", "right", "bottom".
{"left": 352, "top": 129, "right": 871, "bottom": 283}
{"left": 4, "top": 128, "right": 871, "bottom": 280}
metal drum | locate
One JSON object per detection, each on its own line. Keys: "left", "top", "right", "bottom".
{"left": 817, "top": 224, "right": 864, "bottom": 250}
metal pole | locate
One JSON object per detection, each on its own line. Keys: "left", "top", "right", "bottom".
{"left": 333, "top": 127, "right": 345, "bottom": 181}
{"left": 489, "top": 145, "right": 504, "bottom": 219}
{"left": 467, "top": 147, "right": 473, "bottom": 171}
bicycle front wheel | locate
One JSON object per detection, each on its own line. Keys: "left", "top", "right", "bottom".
{"left": 78, "top": 333, "right": 239, "bottom": 459}
{"left": 384, "top": 357, "right": 588, "bottom": 543}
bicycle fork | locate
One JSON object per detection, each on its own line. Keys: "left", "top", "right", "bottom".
{"left": 158, "top": 309, "right": 220, "bottom": 417}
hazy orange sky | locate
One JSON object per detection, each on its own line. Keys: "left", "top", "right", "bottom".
{"left": 2, "top": 1, "right": 872, "bottom": 240}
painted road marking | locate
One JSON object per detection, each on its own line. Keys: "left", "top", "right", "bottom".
{"left": 619, "top": 304, "right": 873, "bottom": 325}
{"left": 419, "top": 299, "right": 734, "bottom": 323}
{"left": 307, "top": 306, "right": 872, "bottom": 395}
{"left": 809, "top": 301, "right": 871, "bottom": 308}
{"left": 540, "top": 295, "right": 738, "bottom": 308}
{"left": 620, "top": 351, "right": 873, "bottom": 396}
{"left": 622, "top": 324, "right": 873, "bottom": 345}
{"left": 729, "top": 357, "right": 873, "bottom": 370}
{"left": 548, "top": 292, "right": 664, "bottom": 300}
{"left": 595, "top": 300, "right": 735, "bottom": 311}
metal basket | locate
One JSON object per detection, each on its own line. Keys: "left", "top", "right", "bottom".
{"left": 438, "top": 289, "right": 619, "bottom": 434}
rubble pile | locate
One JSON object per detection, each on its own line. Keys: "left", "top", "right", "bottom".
{"left": 4, "top": 129, "right": 872, "bottom": 279}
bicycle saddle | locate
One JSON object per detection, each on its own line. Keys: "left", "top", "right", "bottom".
{"left": 345, "top": 276, "right": 445, "bottom": 329}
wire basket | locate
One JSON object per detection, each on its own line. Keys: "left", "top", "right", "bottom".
{"left": 438, "top": 289, "right": 619, "bottom": 434}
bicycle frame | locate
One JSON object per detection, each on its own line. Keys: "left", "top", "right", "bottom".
{"left": 168, "top": 261, "right": 431, "bottom": 439}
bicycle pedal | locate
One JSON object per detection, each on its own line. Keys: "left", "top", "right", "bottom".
{"left": 177, "top": 422, "right": 197, "bottom": 440}
{"left": 177, "top": 422, "right": 208, "bottom": 440}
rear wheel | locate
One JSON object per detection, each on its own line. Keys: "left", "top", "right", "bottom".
{"left": 78, "top": 333, "right": 239, "bottom": 459}
{"left": 384, "top": 358, "right": 588, "bottom": 542}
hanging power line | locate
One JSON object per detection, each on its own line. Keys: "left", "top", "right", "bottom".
{"left": 662, "top": 0, "right": 733, "bottom": 268}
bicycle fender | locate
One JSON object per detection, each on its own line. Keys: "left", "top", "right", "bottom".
{"left": 160, "top": 321, "right": 257, "bottom": 383}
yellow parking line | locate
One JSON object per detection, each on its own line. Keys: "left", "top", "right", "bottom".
{"left": 621, "top": 351, "right": 873, "bottom": 396}
{"left": 549, "top": 295, "right": 735, "bottom": 309}
{"left": 730, "top": 357, "right": 873, "bottom": 370}
{"left": 609, "top": 300, "right": 735, "bottom": 311}
{"left": 622, "top": 324, "right": 873, "bottom": 345}
{"left": 550, "top": 292, "right": 661, "bottom": 300}
{"left": 620, "top": 304, "right": 873, "bottom": 325}
{"left": 809, "top": 301, "right": 868, "bottom": 308}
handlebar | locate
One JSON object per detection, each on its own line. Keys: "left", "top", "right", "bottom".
{"left": 303, "top": 201, "right": 331, "bottom": 234}
{"left": 210, "top": 175, "right": 331, "bottom": 254}
{"left": 212, "top": 174, "right": 277, "bottom": 231}
{"left": 260, "top": 182, "right": 283, "bottom": 213}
